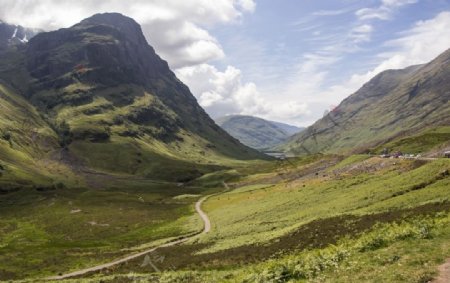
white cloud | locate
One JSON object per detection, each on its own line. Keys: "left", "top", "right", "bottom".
{"left": 175, "top": 64, "right": 260, "bottom": 117}
{"left": 175, "top": 64, "right": 310, "bottom": 124}
{"left": 382, "top": 0, "right": 418, "bottom": 7}
{"left": 237, "top": 0, "right": 256, "bottom": 12}
{"left": 351, "top": 11, "right": 450, "bottom": 85}
{"left": 350, "top": 24, "right": 373, "bottom": 43}
{"left": 312, "top": 9, "right": 349, "bottom": 16}
{"left": 356, "top": 0, "right": 418, "bottom": 21}
{"left": 328, "top": 11, "right": 450, "bottom": 100}
{"left": 356, "top": 7, "right": 390, "bottom": 21}
{"left": 259, "top": 10, "right": 450, "bottom": 127}
{"left": 0, "top": 0, "right": 255, "bottom": 68}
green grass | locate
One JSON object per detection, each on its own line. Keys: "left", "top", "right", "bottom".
{"left": 0, "top": 70, "right": 447, "bottom": 282}
{"left": 328, "top": 154, "right": 371, "bottom": 171}
{"left": 0, "top": 180, "right": 206, "bottom": 280}
{"left": 59, "top": 212, "right": 450, "bottom": 282}
{"left": 1, "top": 149, "right": 449, "bottom": 282}
{"left": 197, "top": 158, "right": 449, "bottom": 253}
{"left": 372, "top": 126, "right": 450, "bottom": 154}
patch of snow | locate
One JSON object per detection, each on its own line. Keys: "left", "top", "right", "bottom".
{"left": 21, "top": 34, "right": 28, "bottom": 43}
{"left": 11, "top": 27, "right": 18, "bottom": 39}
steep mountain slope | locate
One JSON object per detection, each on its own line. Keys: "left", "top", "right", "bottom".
{"left": 280, "top": 49, "right": 450, "bottom": 155}
{"left": 0, "top": 21, "right": 40, "bottom": 49}
{"left": 0, "top": 83, "right": 75, "bottom": 192}
{"left": 216, "top": 115, "right": 304, "bottom": 149}
{"left": 0, "top": 13, "right": 264, "bottom": 183}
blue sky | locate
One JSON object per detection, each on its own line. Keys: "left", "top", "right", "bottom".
{"left": 1, "top": 0, "right": 450, "bottom": 126}
{"left": 203, "top": 0, "right": 450, "bottom": 125}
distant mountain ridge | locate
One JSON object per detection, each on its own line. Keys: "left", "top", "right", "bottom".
{"left": 216, "top": 115, "right": 304, "bottom": 149}
{"left": 279, "top": 48, "right": 450, "bottom": 155}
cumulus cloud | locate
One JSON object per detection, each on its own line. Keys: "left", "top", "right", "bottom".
{"left": 176, "top": 64, "right": 262, "bottom": 117}
{"left": 0, "top": 0, "right": 254, "bottom": 68}
{"left": 175, "top": 64, "right": 310, "bottom": 122}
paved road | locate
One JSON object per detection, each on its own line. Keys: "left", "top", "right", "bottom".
{"left": 47, "top": 192, "right": 216, "bottom": 280}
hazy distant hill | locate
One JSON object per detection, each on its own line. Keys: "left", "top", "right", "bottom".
{"left": 216, "top": 115, "right": 304, "bottom": 149}
{"left": 279, "top": 49, "right": 450, "bottom": 155}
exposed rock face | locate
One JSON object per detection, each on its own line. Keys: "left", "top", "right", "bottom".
{"left": 26, "top": 13, "right": 171, "bottom": 90}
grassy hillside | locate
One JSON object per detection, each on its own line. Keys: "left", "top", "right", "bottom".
{"left": 0, "top": 13, "right": 266, "bottom": 186}
{"left": 279, "top": 49, "right": 450, "bottom": 155}
{"left": 371, "top": 126, "right": 450, "bottom": 156}
{"left": 216, "top": 115, "right": 304, "bottom": 149}
{"left": 0, "top": 83, "right": 79, "bottom": 191}
{"left": 42, "top": 154, "right": 450, "bottom": 283}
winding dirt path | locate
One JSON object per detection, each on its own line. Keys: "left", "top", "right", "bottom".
{"left": 46, "top": 192, "right": 216, "bottom": 280}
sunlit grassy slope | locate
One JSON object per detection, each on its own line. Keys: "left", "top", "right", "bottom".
{"left": 371, "top": 126, "right": 450, "bottom": 155}
{"left": 0, "top": 83, "right": 81, "bottom": 191}
{"left": 50, "top": 154, "right": 450, "bottom": 283}
{"left": 198, "top": 157, "right": 449, "bottom": 253}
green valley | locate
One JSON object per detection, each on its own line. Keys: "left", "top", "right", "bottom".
{"left": 0, "top": 8, "right": 449, "bottom": 283}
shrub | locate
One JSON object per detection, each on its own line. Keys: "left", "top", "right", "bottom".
{"left": 1, "top": 131, "right": 11, "bottom": 141}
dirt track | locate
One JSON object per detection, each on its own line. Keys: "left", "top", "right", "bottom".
{"left": 46, "top": 192, "right": 215, "bottom": 280}
{"left": 432, "top": 259, "right": 450, "bottom": 283}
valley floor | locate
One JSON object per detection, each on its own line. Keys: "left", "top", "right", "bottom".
{"left": 0, "top": 154, "right": 449, "bottom": 282}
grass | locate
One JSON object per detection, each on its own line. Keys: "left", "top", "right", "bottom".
{"left": 197, "top": 158, "right": 448, "bottom": 253}
{"left": 0, "top": 180, "right": 206, "bottom": 280}
{"left": 0, "top": 83, "right": 80, "bottom": 191}
{"left": 0, "top": 81, "right": 448, "bottom": 283}
{"left": 1, "top": 154, "right": 449, "bottom": 282}
{"left": 328, "top": 154, "right": 371, "bottom": 171}
{"left": 57, "top": 211, "right": 450, "bottom": 282}
{"left": 0, "top": 81, "right": 268, "bottom": 280}
{"left": 372, "top": 126, "right": 450, "bottom": 154}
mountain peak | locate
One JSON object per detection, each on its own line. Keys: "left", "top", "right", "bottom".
{"left": 78, "top": 13, "right": 139, "bottom": 31}
{"left": 25, "top": 13, "right": 171, "bottom": 91}
{"left": 74, "top": 13, "right": 146, "bottom": 45}
{"left": 80, "top": 12, "right": 136, "bottom": 25}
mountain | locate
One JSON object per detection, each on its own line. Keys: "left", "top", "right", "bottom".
{"left": 269, "top": 120, "right": 304, "bottom": 136}
{"left": 216, "top": 115, "right": 304, "bottom": 149}
{"left": 0, "top": 13, "right": 264, "bottom": 187}
{"left": 0, "top": 20, "right": 40, "bottom": 49}
{"left": 279, "top": 49, "right": 450, "bottom": 155}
